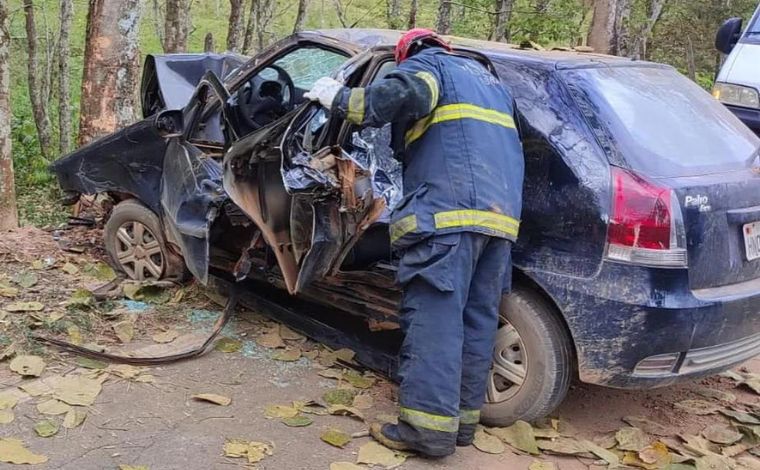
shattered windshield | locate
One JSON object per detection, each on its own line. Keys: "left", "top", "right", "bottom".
{"left": 563, "top": 66, "right": 760, "bottom": 177}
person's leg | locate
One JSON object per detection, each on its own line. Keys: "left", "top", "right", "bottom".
{"left": 380, "top": 232, "right": 477, "bottom": 457}
{"left": 457, "top": 238, "right": 512, "bottom": 445}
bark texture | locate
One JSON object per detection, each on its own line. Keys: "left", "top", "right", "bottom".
{"left": 78, "top": 0, "right": 143, "bottom": 146}
{"left": 490, "top": 0, "right": 514, "bottom": 42}
{"left": 587, "top": 0, "right": 630, "bottom": 55}
{"left": 386, "top": 0, "right": 402, "bottom": 29}
{"left": 227, "top": 0, "right": 244, "bottom": 52}
{"left": 244, "top": 0, "right": 275, "bottom": 53}
{"left": 23, "top": 0, "right": 53, "bottom": 158}
{"left": 58, "top": 0, "right": 73, "bottom": 154}
{"left": 408, "top": 0, "right": 418, "bottom": 29}
{"left": 293, "top": 0, "right": 309, "bottom": 33}
{"left": 204, "top": 32, "right": 215, "bottom": 52}
{"left": 163, "top": 0, "right": 189, "bottom": 53}
{"left": 0, "top": 0, "right": 17, "bottom": 230}
{"left": 628, "top": 0, "right": 666, "bottom": 59}
{"left": 436, "top": 0, "right": 451, "bottom": 34}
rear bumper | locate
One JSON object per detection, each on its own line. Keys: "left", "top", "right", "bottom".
{"left": 531, "top": 262, "right": 760, "bottom": 389}
{"left": 725, "top": 103, "right": 760, "bottom": 136}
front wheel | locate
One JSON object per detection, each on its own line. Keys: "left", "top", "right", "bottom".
{"left": 480, "top": 286, "right": 574, "bottom": 426}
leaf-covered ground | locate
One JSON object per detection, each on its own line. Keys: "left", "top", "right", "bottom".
{"left": 1, "top": 226, "right": 760, "bottom": 469}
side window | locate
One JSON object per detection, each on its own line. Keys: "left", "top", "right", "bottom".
{"left": 186, "top": 86, "right": 226, "bottom": 156}
{"left": 272, "top": 48, "right": 347, "bottom": 91}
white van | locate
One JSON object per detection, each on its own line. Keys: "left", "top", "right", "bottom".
{"left": 714, "top": 3, "right": 760, "bottom": 135}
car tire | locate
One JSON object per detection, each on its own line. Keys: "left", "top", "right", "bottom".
{"left": 104, "top": 199, "right": 186, "bottom": 282}
{"left": 480, "top": 285, "right": 573, "bottom": 426}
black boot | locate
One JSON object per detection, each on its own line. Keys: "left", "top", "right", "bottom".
{"left": 456, "top": 424, "right": 476, "bottom": 446}
{"left": 369, "top": 423, "right": 455, "bottom": 458}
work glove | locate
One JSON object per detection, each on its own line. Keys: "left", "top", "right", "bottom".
{"left": 304, "top": 77, "right": 344, "bottom": 110}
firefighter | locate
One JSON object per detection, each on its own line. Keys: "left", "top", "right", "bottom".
{"left": 305, "top": 29, "right": 524, "bottom": 457}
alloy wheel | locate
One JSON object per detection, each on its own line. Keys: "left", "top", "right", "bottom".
{"left": 487, "top": 319, "right": 527, "bottom": 403}
{"left": 114, "top": 220, "right": 164, "bottom": 281}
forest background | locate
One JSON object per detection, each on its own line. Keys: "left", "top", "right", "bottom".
{"left": 2, "top": 0, "right": 758, "bottom": 226}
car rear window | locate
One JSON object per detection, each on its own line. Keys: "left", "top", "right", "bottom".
{"left": 561, "top": 66, "right": 760, "bottom": 178}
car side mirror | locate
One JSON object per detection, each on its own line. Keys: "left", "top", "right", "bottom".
{"left": 716, "top": 17, "right": 743, "bottom": 55}
{"left": 155, "top": 109, "right": 184, "bottom": 138}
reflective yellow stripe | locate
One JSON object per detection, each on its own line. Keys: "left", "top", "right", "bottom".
{"left": 415, "top": 71, "right": 439, "bottom": 112}
{"left": 405, "top": 103, "right": 516, "bottom": 146}
{"left": 459, "top": 409, "right": 480, "bottom": 425}
{"left": 400, "top": 407, "right": 459, "bottom": 433}
{"left": 434, "top": 209, "right": 519, "bottom": 237}
{"left": 390, "top": 215, "right": 417, "bottom": 243}
{"left": 347, "top": 88, "right": 365, "bottom": 124}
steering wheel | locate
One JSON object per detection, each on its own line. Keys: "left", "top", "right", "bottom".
{"left": 237, "top": 64, "right": 296, "bottom": 131}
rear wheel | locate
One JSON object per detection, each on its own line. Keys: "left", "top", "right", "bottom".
{"left": 104, "top": 200, "right": 185, "bottom": 281}
{"left": 481, "top": 286, "right": 574, "bottom": 426}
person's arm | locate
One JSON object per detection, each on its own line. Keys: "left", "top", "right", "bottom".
{"left": 306, "top": 54, "right": 441, "bottom": 128}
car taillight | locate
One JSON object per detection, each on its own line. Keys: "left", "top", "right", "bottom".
{"left": 606, "top": 168, "right": 687, "bottom": 268}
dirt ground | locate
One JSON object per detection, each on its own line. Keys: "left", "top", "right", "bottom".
{"left": 1, "top": 226, "right": 760, "bottom": 470}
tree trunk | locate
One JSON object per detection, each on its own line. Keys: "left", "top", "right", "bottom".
{"left": 293, "top": 0, "right": 308, "bottom": 33}
{"left": 629, "top": 0, "right": 666, "bottom": 60}
{"left": 587, "top": 0, "right": 630, "bottom": 55}
{"left": 408, "top": 0, "right": 418, "bottom": 29}
{"left": 23, "top": 0, "right": 53, "bottom": 159}
{"left": 204, "top": 32, "right": 215, "bottom": 52}
{"left": 243, "top": 0, "right": 255, "bottom": 53}
{"left": 490, "top": 0, "right": 513, "bottom": 42}
{"left": 58, "top": 0, "right": 73, "bottom": 154}
{"left": 386, "top": 0, "right": 401, "bottom": 29}
{"left": 436, "top": 0, "right": 451, "bottom": 34}
{"left": 78, "top": 0, "right": 143, "bottom": 146}
{"left": 686, "top": 36, "right": 696, "bottom": 81}
{"left": 0, "top": 0, "right": 17, "bottom": 230}
{"left": 227, "top": 0, "right": 244, "bottom": 52}
{"left": 152, "top": 0, "right": 164, "bottom": 46}
{"left": 164, "top": 0, "right": 189, "bottom": 53}
{"left": 334, "top": 0, "right": 348, "bottom": 28}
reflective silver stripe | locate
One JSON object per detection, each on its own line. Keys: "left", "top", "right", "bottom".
{"left": 434, "top": 209, "right": 519, "bottom": 238}
{"left": 459, "top": 409, "right": 480, "bottom": 425}
{"left": 347, "top": 88, "right": 365, "bottom": 123}
{"left": 400, "top": 407, "right": 459, "bottom": 433}
{"left": 390, "top": 215, "right": 418, "bottom": 243}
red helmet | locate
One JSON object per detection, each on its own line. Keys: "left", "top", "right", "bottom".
{"left": 395, "top": 28, "right": 451, "bottom": 63}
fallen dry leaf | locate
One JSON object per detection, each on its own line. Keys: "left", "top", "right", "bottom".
{"left": 257, "top": 330, "right": 285, "bottom": 349}
{"left": 61, "top": 262, "right": 79, "bottom": 275}
{"left": 9, "top": 355, "right": 45, "bottom": 377}
{"left": 616, "top": 426, "right": 653, "bottom": 451}
{"left": 720, "top": 409, "right": 760, "bottom": 425}
{"left": 638, "top": 441, "right": 672, "bottom": 468}
{"left": 62, "top": 408, "right": 87, "bottom": 429}
{"left": 357, "top": 441, "right": 407, "bottom": 468}
{"left": 680, "top": 434, "right": 720, "bottom": 456}
{"left": 109, "top": 364, "right": 142, "bottom": 380}
{"left": 12, "top": 272, "right": 38, "bottom": 288}
{"left": 0, "top": 283, "right": 18, "bottom": 298}
{"left": 67, "top": 324, "right": 83, "bottom": 345}
{"left": 702, "top": 424, "right": 743, "bottom": 445}
{"left": 0, "top": 409, "right": 14, "bottom": 424}
{"left": 536, "top": 437, "right": 591, "bottom": 457}
{"left": 675, "top": 400, "right": 721, "bottom": 415}
{"left": 323, "top": 388, "right": 358, "bottom": 407}
{"left": 330, "top": 462, "right": 364, "bottom": 470}
{"left": 4, "top": 301, "right": 44, "bottom": 312}
{"left": 36, "top": 399, "right": 71, "bottom": 415}
{"left": 326, "top": 405, "right": 365, "bottom": 421}
{"left": 352, "top": 394, "right": 374, "bottom": 410}
{"left": 112, "top": 320, "right": 135, "bottom": 343}
{"left": 52, "top": 375, "right": 102, "bottom": 406}
{"left": 282, "top": 415, "right": 313, "bottom": 427}
{"left": 583, "top": 439, "right": 621, "bottom": 467}
{"left": 33, "top": 420, "right": 59, "bottom": 438}
{"left": 0, "top": 438, "right": 48, "bottom": 464}
{"left": 151, "top": 330, "right": 179, "bottom": 344}
{"left": 695, "top": 454, "right": 734, "bottom": 470}
{"left": 474, "top": 429, "right": 505, "bottom": 454}
{"left": 0, "top": 392, "right": 19, "bottom": 410}
{"left": 321, "top": 428, "right": 352, "bottom": 448}
{"left": 192, "top": 393, "right": 231, "bottom": 406}
{"left": 223, "top": 439, "right": 273, "bottom": 464}
{"left": 273, "top": 348, "right": 301, "bottom": 362}
{"left": 302, "top": 350, "right": 319, "bottom": 360}
{"left": 528, "top": 460, "right": 557, "bottom": 470}
{"left": 214, "top": 337, "right": 241, "bottom": 353}
{"left": 76, "top": 357, "right": 107, "bottom": 370}
{"left": 486, "top": 420, "right": 539, "bottom": 454}
{"left": 264, "top": 404, "right": 299, "bottom": 419}
{"left": 623, "top": 416, "right": 671, "bottom": 437}
{"left": 696, "top": 388, "right": 736, "bottom": 403}
{"left": 318, "top": 368, "right": 344, "bottom": 380}
{"left": 343, "top": 370, "right": 376, "bottom": 389}
{"left": 279, "top": 325, "right": 304, "bottom": 341}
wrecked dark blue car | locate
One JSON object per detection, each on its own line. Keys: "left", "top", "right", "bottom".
{"left": 51, "top": 29, "right": 760, "bottom": 425}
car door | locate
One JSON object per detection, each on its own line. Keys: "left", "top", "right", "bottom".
{"left": 160, "top": 71, "right": 231, "bottom": 284}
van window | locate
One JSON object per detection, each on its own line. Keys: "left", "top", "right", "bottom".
{"left": 562, "top": 66, "right": 760, "bottom": 177}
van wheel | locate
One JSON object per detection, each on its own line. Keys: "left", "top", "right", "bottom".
{"left": 104, "top": 200, "right": 185, "bottom": 281}
{"left": 480, "top": 286, "right": 573, "bottom": 426}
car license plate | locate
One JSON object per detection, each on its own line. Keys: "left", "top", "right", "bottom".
{"left": 744, "top": 222, "right": 760, "bottom": 261}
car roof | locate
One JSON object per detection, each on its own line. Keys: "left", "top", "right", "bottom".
{"left": 311, "top": 28, "right": 658, "bottom": 70}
